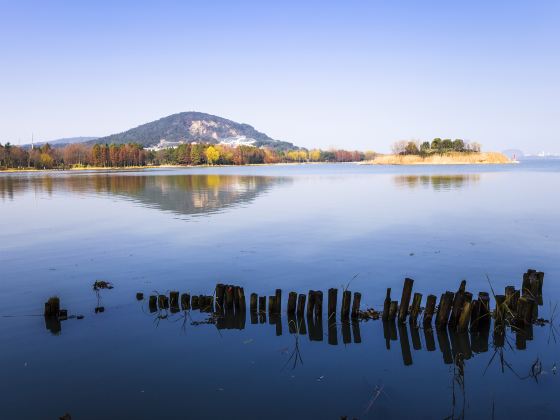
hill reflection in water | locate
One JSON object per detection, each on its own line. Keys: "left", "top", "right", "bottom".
{"left": 0, "top": 173, "right": 290, "bottom": 216}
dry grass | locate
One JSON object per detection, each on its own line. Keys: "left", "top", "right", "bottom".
{"left": 362, "top": 152, "right": 512, "bottom": 165}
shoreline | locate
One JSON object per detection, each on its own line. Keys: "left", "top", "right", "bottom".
{"left": 0, "top": 161, "right": 338, "bottom": 174}
{"left": 361, "top": 151, "right": 513, "bottom": 166}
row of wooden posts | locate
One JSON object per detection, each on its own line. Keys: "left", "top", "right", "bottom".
{"left": 140, "top": 270, "right": 544, "bottom": 335}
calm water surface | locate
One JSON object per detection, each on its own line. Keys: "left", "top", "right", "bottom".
{"left": 1, "top": 162, "right": 559, "bottom": 419}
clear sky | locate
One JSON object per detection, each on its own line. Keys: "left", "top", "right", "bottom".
{"left": 1, "top": 0, "right": 558, "bottom": 153}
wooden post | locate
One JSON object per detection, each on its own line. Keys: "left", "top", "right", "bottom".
{"left": 215, "top": 283, "right": 225, "bottom": 309}
{"left": 296, "top": 294, "right": 306, "bottom": 317}
{"left": 435, "top": 291, "right": 454, "bottom": 330}
{"left": 328, "top": 288, "right": 338, "bottom": 321}
{"left": 250, "top": 293, "right": 258, "bottom": 313}
{"left": 148, "top": 295, "right": 157, "bottom": 312}
{"left": 536, "top": 271, "right": 544, "bottom": 296}
{"left": 158, "top": 294, "right": 169, "bottom": 310}
{"left": 423, "top": 294, "right": 436, "bottom": 325}
{"left": 469, "top": 299, "right": 480, "bottom": 330}
{"left": 516, "top": 296, "right": 535, "bottom": 325}
{"left": 307, "top": 291, "right": 316, "bottom": 317}
{"left": 44, "top": 297, "right": 60, "bottom": 317}
{"left": 275, "top": 289, "right": 282, "bottom": 314}
{"left": 181, "top": 293, "right": 190, "bottom": 311}
{"left": 388, "top": 301, "right": 398, "bottom": 321}
{"left": 225, "top": 285, "right": 234, "bottom": 310}
{"left": 287, "top": 292, "right": 297, "bottom": 315}
{"left": 505, "top": 286, "right": 516, "bottom": 311}
{"left": 382, "top": 288, "right": 391, "bottom": 321}
{"left": 409, "top": 292, "right": 422, "bottom": 325}
{"left": 398, "top": 278, "right": 414, "bottom": 323}
{"left": 236, "top": 287, "right": 246, "bottom": 311}
{"left": 351, "top": 292, "right": 361, "bottom": 319}
{"left": 233, "top": 286, "right": 241, "bottom": 309}
{"left": 478, "top": 292, "right": 490, "bottom": 323}
{"left": 170, "top": 291, "right": 179, "bottom": 308}
{"left": 457, "top": 292, "right": 473, "bottom": 333}
{"left": 258, "top": 296, "right": 266, "bottom": 314}
{"left": 341, "top": 290, "right": 351, "bottom": 320}
{"left": 314, "top": 291, "right": 323, "bottom": 317}
{"left": 191, "top": 295, "right": 199, "bottom": 310}
{"left": 136, "top": 292, "right": 144, "bottom": 301}
{"left": 448, "top": 280, "right": 466, "bottom": 328}
{"left": 495, "top": 294, "right": 506, "bottom": 325}
{"left": 268, "top": 296, "right": 276, "bottom": 316}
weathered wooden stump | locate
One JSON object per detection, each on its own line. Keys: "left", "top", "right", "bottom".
{"left": 328, "top": 288, "right": 338, "bottom": 321}
{"left": 494, "top": 294, "right": 506, "bottom": 324}
{"left": 215, "top": 283, "right": 225, "bottom": 309}
{"left": 423, "top": 294, "right": 437, "bottom": 325}
{"left": 225, "top": 286, "right": 234, "bottom": 310}
{"left": 351, "top": 292, "right": 361, "bottom": 319}
{"left": 191, "top": 295, "right": 199, "bottom": 310}
{"left": 448, "top": 280, "right": 466, "bottom": 329}
{"left": 170, "top": 291, "right": 179, "bottom": 308}
{"left": 306, "top": 291, "right": 316, "bottom": 317}
{"left": 236, "top": 287, "right": 245, "bottom": 311}
{"left": 456, "top": 292, "right": 473, "bottom": 333}
{"left": 258, "top": 296, "right": 266, "bottom": 314}
{"left": 296, "top": 294, "right": 306, "bottom": 317}
{"left": 398, "top": 278, "right": 414, "bottom": 323}
{"left": 382, "top": 288, "right": 391, "bottom": 321}
{"left": 148, "top": 295, "right": 157, "bottom": 312}
{"left": 275, "top": 289, "right": 282, "bottom": 314}
{"left": 44, "top": 297, "right": 60, "bottom": 317}
{"left": 158, "top": 295, "right": 169, "bottom": 310}
{"left": 341, "top": 290, "right": 351, "bottom": 320}
{"left": 268, "top": 296, "right": 276, "bottom": 315}
{"left": 287, "top": 292, "right": 297, "bottom": 315}
{"left": 409, "top": 292, "right": 422, "bottom": 325}
{"left": 250, "top": 293, "right": 258, "bottom": 313}
{"left": 388, "top": 301, "right": 398, "bottom": 321}
{"left": 435, "top": 291, "right": 454, "bottom": 330}
{"left": 314, "top": 291, "right": 323, "bottom": 317}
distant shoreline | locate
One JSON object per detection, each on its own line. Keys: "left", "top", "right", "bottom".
{"left": 0, "top": 162, "right": 335, "bottom": 174}
{"left": 360, "top": 152, "right": 513, "bottom": 165}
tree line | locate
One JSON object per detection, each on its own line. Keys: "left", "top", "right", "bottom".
{"left": 0, "top": 142, "right": 375, "bottom": 170}
{"left": 392, "top": 138, "right": 481, "bottom": 156}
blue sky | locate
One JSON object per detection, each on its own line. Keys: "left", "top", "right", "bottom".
{"left": 1, "top": 0, "right": 558, "bottom": 152}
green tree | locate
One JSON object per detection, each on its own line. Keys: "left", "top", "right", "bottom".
{"left": 442, "top": 139, "right": 453, "bottom": 150}
{"left": 404, "top": 141, "right": 419, "bottom": 155}
{"left": 420, "top": 141, "right": 431, "bottom": 154}
{"left": 431, "top": 138, "right": 442, "bottom": 150}
{"left": 452, "top": 139, "right": 465, "bottom": 152}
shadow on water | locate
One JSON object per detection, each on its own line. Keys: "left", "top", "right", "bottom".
{"left": 0, "top": 174, "right": 291, "bottom": 216}
{"left": 393, "top": 174, "right": 480, "bottom": 190}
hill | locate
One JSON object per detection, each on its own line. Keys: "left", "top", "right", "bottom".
{"left": 91, "top": 112, "right": 295, "bottom": 150}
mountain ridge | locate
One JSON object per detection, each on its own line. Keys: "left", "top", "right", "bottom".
{"left": 89, "top": 112, "right": 295, "bottom": 150}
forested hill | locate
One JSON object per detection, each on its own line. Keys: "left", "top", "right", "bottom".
{"left": 90, "top": 112, "right": 295, "bottom": 150}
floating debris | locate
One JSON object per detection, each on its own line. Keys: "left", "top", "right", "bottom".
{"left": 93, "top": 280, "right": 113, "bottom": 291}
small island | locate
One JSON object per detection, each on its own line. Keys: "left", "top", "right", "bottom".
{"left": 362, "top": 138, "right": 511, "bottom": 165}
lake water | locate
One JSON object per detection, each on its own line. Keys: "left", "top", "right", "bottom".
{"left": 1, "top": 161, "right": 559, "bottom": 419}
